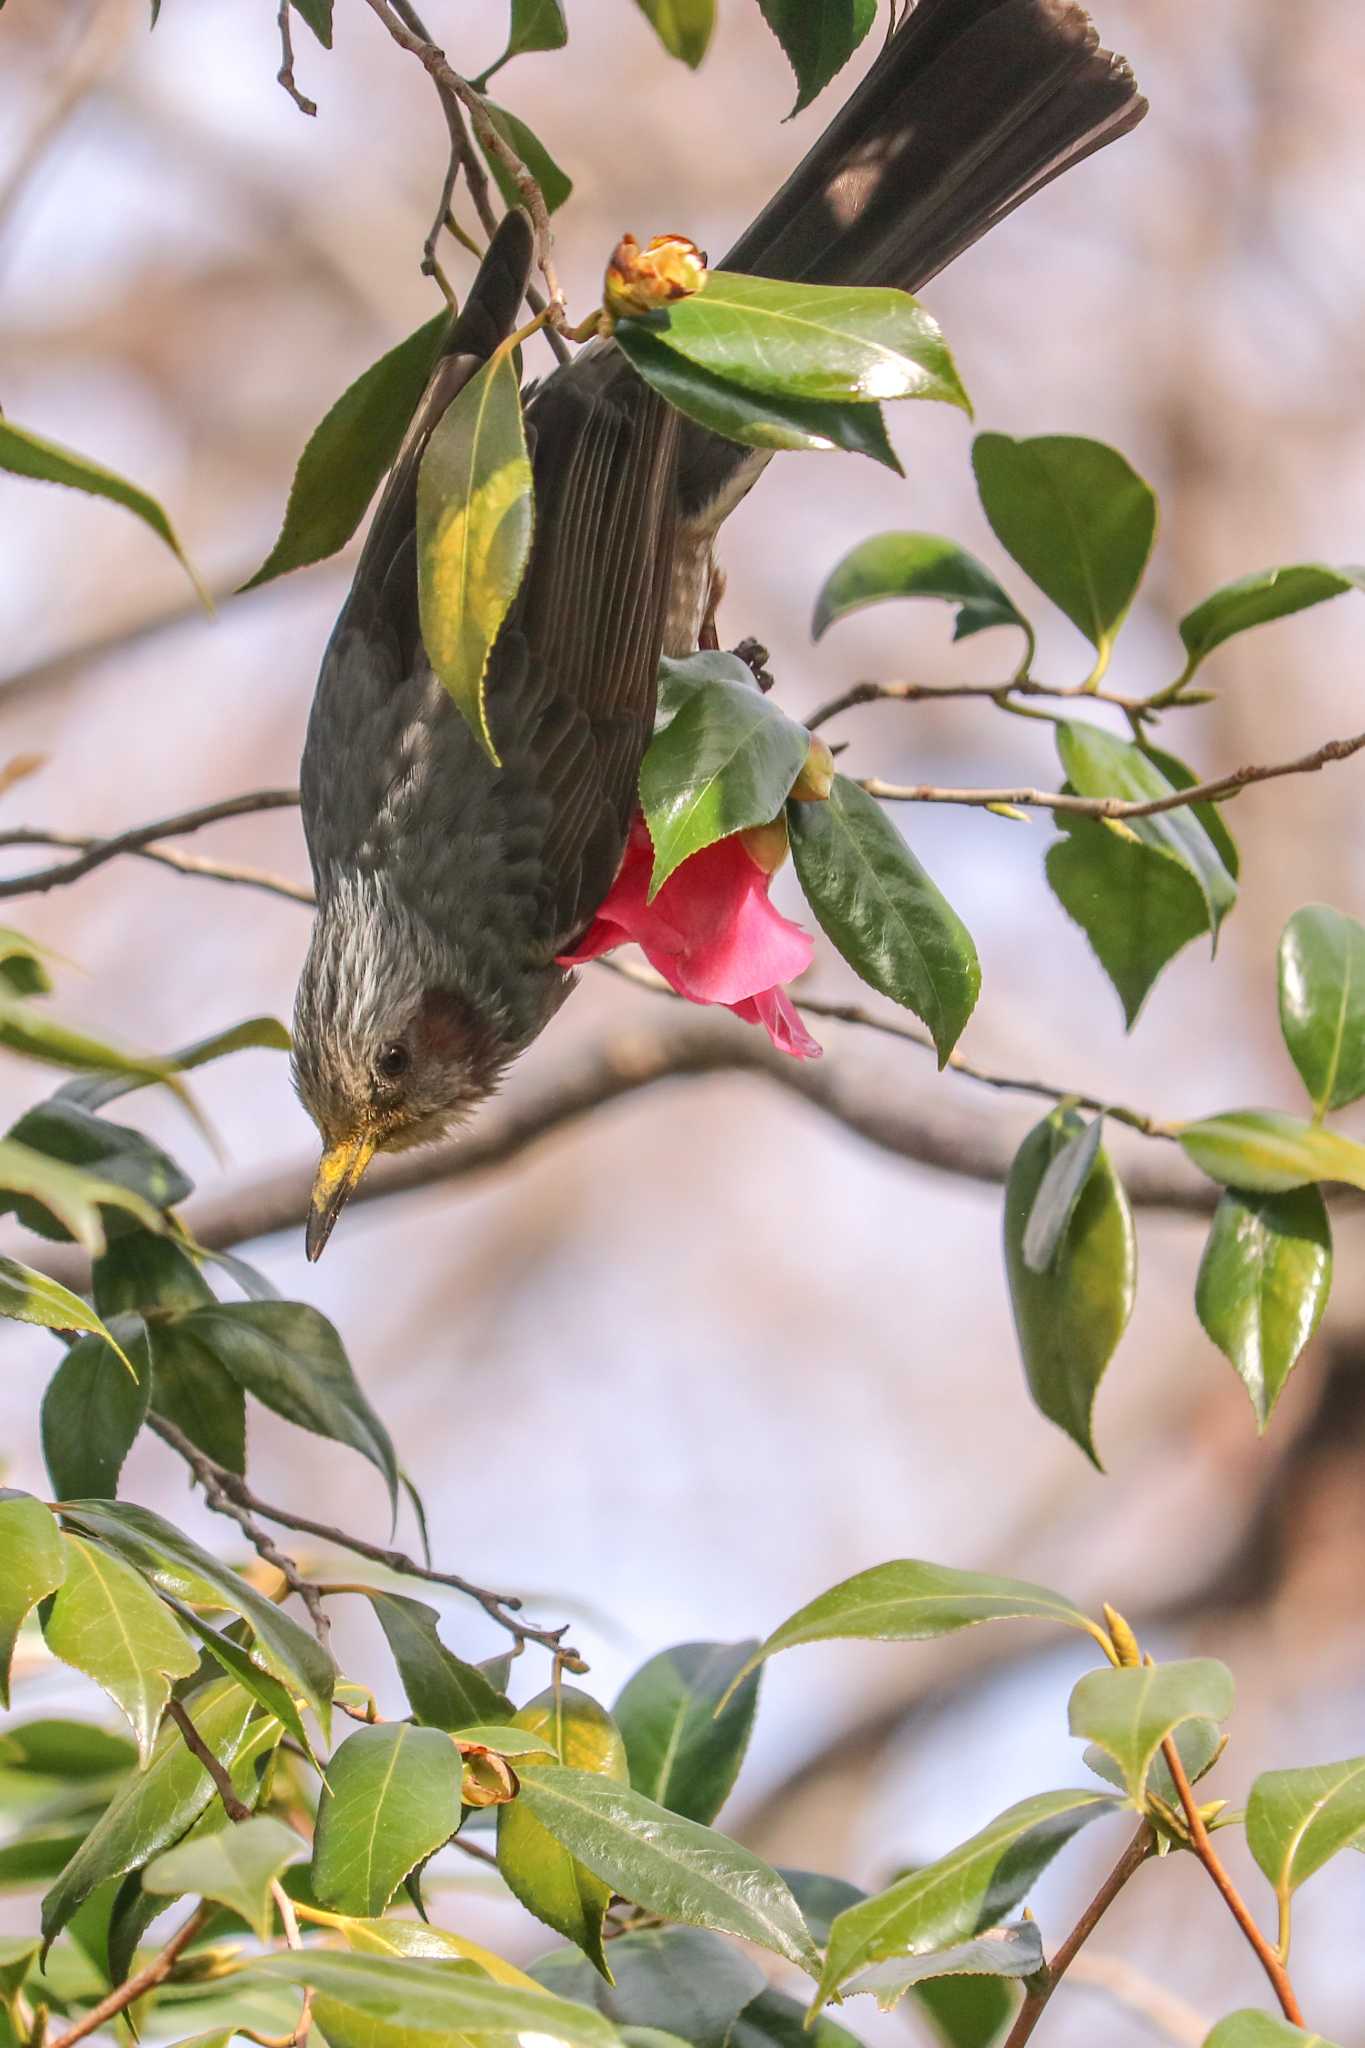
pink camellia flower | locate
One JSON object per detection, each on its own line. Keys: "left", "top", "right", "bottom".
{"left": 559, "top": 813, "right": 822, "bottom": 1060}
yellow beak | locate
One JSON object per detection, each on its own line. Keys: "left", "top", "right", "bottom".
{"left": 306, "top": 1132, "right": 378, "bottom": 1262}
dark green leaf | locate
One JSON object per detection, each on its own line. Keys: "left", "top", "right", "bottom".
{"left": 1179, "top": 564, "right": 1365, "bottom": 674}
{"left": 811, "top": 532, "right": 1030, "bottom": 653}
{"left": 143, "top": 1320, "right": 248, "bottom": 1476}
{"left": 845, "top": 1923, "right": 1043, "bottom": 2012}
{"left": 640, "top": 679, "right": 809, "bottom": 894}
{"left": 0, "top": 1254, "right": 131, "bottom": 1365}
{"left": 144, "top": 1816, "right": 305, "bottom": 1941}
{"left": 632, "top": 0, "right": 714, "bottom": 67}
{"left": 482, "top": 104, "right": 572, "bottom": 214}
{"left": 778, "top": 1869, "right": 865, "bottom": 1947}
{"left": 2, "top": 1100, "right": 189, "bottom": 1245}
{"left": 259, "top": 1952, "right": 624, "bottom": 2048}
{"left": 755, "top": 0, "right": 876, "bottom": 114}
{"left": 1003, "top": 1109, "right": 1136, "bottom": 1464}
{"left": 0, "top": 929, "right": 53, "bottom": 998}
{"left": 1020, "top": 1115, "right": 1103, "bottom": 1274}
{"left": 243, "top": 315, "right": 448, "bottom": 590}
{"left": 789, "top": 775, "right": 979, "bottom": 1062}
{"left": 290, "top": 0, "right": 332, "bottom": 48}
{"left": 499, "top": 1688, "right": 628, "bottom": 1979}
{"left": 0, "top": 1828, "right": 90, "bottom": 1891}
{"left": 312, "top": 1724, "right": 463, "bottom": 1916}
{"left": 93, "top": 1233, "right": 212, "bottom": 1317}
{"left": 0, "top": 418, "right": 204, "bottom": 601}
{"left": 1068, "top": 1660, "right": 1234, "bottom": 1805}
{"left": 505, "top": 0, "right": 568, "bottom": 59}
{"left": 514, "top": 1766, "right": 819, "bottom": 1971}
{"left": 58, "top": 1016, "right": 290, "bottom": 1113}
{"left": 911, "top": 1975, "right": 1017, "bottom": 2048}
{"left": 1196, "top": 1187, "right": 1331, "bottom": 1427}
{"left": 1203, "top": 2018, "right": 1339, "bottom": 2048}
{"left": 166, "top": 1600, "right": 320, "bottom": 1767}
{"left": 612, "top": 323, "right": 901, "bottom": 470}
{"left": 368, "top": 1592, "right": 511, "bottom": 1728}
{"left": 40, "top": 1534, "right": 196, "bottom": 1764}
{"left": 1247, "top": 1757, "right": 1365, "bottom": 1900}
{"left": 531, "top": 1926, "right": 764, "bottom": 2047}
{"left": 0, "top": 1493, "right": 67, "bottom": 1707}
{"left": 41, "top": 1324, "right": 148, "bottom": 1498}
{"left": 817, "top": 1791, "right": 1118, "bottom": 2000}
{"left": 1178, "top": 1113, "right": 1365, "bottom": 1195}
{"left": 0, "top": 1719, "right": 136, "bottom": 1779}
{"left": 1056, "top": 724, "right": 1236, "bottom": 936}
{"left": 1277, "top": 905, "right": 1365, "bottom": 1114}
{"left": 1045, "top": 812, "right": 1212, "bottom": 1029}
{"left": 1084, "top": 1716, "right": 1224, "bottom": 1808}
{"left": 0, "top": 1936, "right": 40, "bottom": 2001}
{"left": 731, "top": 1988, "right": 863, "bottom": 2048}
{"left": 614, "top": 1641, "right": 759, "bottom": 1825}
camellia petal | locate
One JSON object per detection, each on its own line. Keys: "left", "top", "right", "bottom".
{"left": 730, "top": 987, "right": 822, "bottom": 1060}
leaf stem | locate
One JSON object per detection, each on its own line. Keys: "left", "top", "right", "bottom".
{"left": 1002, "top": 1823, "right": 1154, "bottom": 2046}
{"left": 167, "top": 1698, "right": 251, "bottom": 1823}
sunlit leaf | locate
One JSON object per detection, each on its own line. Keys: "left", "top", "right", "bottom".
{"left": 632, "top": 0, "right": 714, "bottom": 67}
{"left": 755, "top": 0, "right": 876, "bottom": 114}
{"left": 144, "top": 1815, "right": 305, "bottom": 1941}
{"left": 614, "top": 1641, "right": 759, "bottom": 1826}
{"left": 1195, "top": 1187, "right": 1331, "bottom": 1428}
{"left": 1068, "top": 1659, "right": 1234, "bottom": 1805}
{"left": 259, "top": 1952, "right": 626, "bottom": 2048}
{"left": 369, "top": 1591, "right": 511, "bottom": 1729}
{"left": 0, "top": 1254, "right": 132, "bottom": 1368}
{"left": 1055, "top": 724, "right": 1236, "bottom": 936}
{"left": 1083, "top": 1714, "right": 1224, "bottom": 1808}
{"left": 0, "top": 417, "right": 205, "bottom": 602}
{"left": 1203, "top": 2017, "right": 1340, "bottom": 2048}
{"left": 844, "top": 1923, "right": 1043, "bottom": 2012}
{"left": 1246, "top": 1757, "right": 1365, "bottom": 1902}
{"left": 335, "top": 1911, "right": 544, "bottom": 1987}
{"left": 812, "top": 532, "right": 1030, "bottom": 654}
{"left": 41, "top": 1323, "right": 148, "bottom": 1497}
{"left": 57, "top": 1015, "right": 290, "bottom": 1114}
{"left": 499, "top": 1687, "right": 628, "bottom": 1979}
{"left": 313, "top": 1723, "right": 463, "bottom": 1917}
{"left": 482, "top": 103, "right": 572, "bottom": 214}
{"left": 1179, "top": 564, "right": 1365, "bottom": 675}
{"left": 1277, "top": 905, "right": 1365, "bottom": 1115}
{"left": 0, "top": 1106, "right": 184, "bottom": 1250}
{"left": 641, "top": 678, "right": 809, "bottom": 895}
{"left": 531, "top": 1927, "right": 765, "bottom": 2045}
{"left": 0, "top": 1492, "right": 67, "bottom": 1707}
{"left": 1178, "top": 1112, "right": 1365, "bottom": 1195}
{"left": 1020, "top": 1115, "right": 1103, "bottom": 1275}
{"left": 290, "top": 0, "right": 333, "bottom": 47}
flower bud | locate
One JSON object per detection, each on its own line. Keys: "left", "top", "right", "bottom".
{"left": 1102, "top": 1603, "right": 1141, "bottom": 1667}
{"left": 740, "top": 816, "right": 790, "bottom": 875}
{"left": 788, "top": 735, "right": 836, "bottom": 802}
{"left": 458, "top": 1743, "right": 519, "bottom": 1808}
{"left": 604, "top": 233, "right": 707, "bottom": 322}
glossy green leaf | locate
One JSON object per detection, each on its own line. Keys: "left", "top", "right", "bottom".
{"left": 5, "top": 1096, "right": 189, "bottom": 1233}
{"left": 632, "top": 0, "right": 714, "bottom": 67}
{"left": 755, "top": 0, "right": 876, "bottom": 114}
{"left": 166, "top": 1600, "right": 320, "bottom": 1766}
{"left": 640, "top": 678, "right": 809, "bottom": 894}
{"left": 1020, "top": 1114, "right": 1103, "bottom": 1274}
{"left": 817, "top": 1790, "right": 1118, "bottom": 2001}
{"left": 243, "top": 315, "right": 448, "bottom": 590}
{"left": 0, "top": 997, "right": 189, "bottom": 1096}
{"left": 291, "top": 0, "right": 332, "bottom": 46}
{"left": 93, "top": 1232, "right": 212, "bottom": 1317}
{"left": 451, "top": 1722, "right": 556, "bottom": 1758}
{"left": 845, "top": 1922, "right": 1043, "bottom": 2012}
{"left": 514, "top": 1765, "right": 819, "bottom": 1972}
{"left": 172, "top": 1301, "right": 397, "bottom": 1509}
{"left": 611, "top": 323, "right": 902, "bottom": 470}
{"left": 1046, "top": 811, "right": 1214, "bottom": 1027}
{"left": 142, "top": 1319, "right": 248, "bottom": 1476}
{"left": 779, "top": 1868, "right": 866, "bottom": 1946}
{"left": 1068, "top": 1659, "right": 1234, "bottom": 1806}
{"left": 811, "top": 532, "right": 1029, "bottom": 652}
{"left": 499, "top": 1687, "right": 628, "bottom": 1979}
{"left": 39, "top": 1677, "right": 259, "bottom": 1946}
{"left": 1056, "top": 723, "right": 1236, "bottom": 935}
{"left": 58, "top": 1501, "right": 334, "bottom": 1726}
{"left": 1179, "top": 1112, "right": 1365, "bottom": 1195}
{"left": 313, "top": 1723, "right": 463, "bottom": 1916}
{"left": 789, "top": 775, "right": 979, "bottom": 1062}
{"left": 0, "top": 417, "right": 204, "bottom": 600}
{"left": 730, "top": 1988, "right": 862, "bottom": 2048}
{"left": 482, "top": 104, "right": 572, "bottom": 214}
{"left": 972, "top": 434, "right": 1156, "bottom": 660}
{"left": 0, "top": 1254, "right": 131, "bottom": 1367}
{"left": 504, "top": 0, "right": 568, "bottom": 60}
{"left": 1196, "top": 1187, "right": 1331, "bottom": 1427}
{"left": 531, "top": 1926, "right": 764, "bottom": 2047}
{"left": 40, "top": 1535, "right": 196, "bottom": 1764}
{"left": 58, "top": 1016, "right": 290, "bottom": 1113}
{"left": 260, "top": 1952, "right": 625, "bottom": 2048}
{"left": 644, "top": 273, "right": 968, "bottom": 412}
{"left": 331, "top": 1912, "right": 543, "bottom": 1987}
{"left": 655, "top": 649, "right": 762, "bottom": 723}
{"left": 0, "top": 1493, "right": 67, "bottom": 1707}
{"left": 1179, "top": 564, "right": 1365, "bottom": 674}
{"left": 368, "top": 1592, "right": 511, "bottom": 1728}
{"left": 1203, "top": 2018, "right": 1338, "bottom": 2048}
{"left": 1277, "top": 905, "right": 1365, "bottom": 1115}
{"left": 0, "top": 1136, "right": 167, "bottom": 1256}
{"left": 41, "top": 1323, "right": 148, "bottom": 1497}
{"left": 1003, "top": 1109, "right": 1136, "bottom": 1465}
{"left": 614, "top": 1640, "right": 759, "bottom": 1825}
{"left": 144, "top": 1815, "right": 304, "bottom": 1941}
{"left": 1084, "top": 1715, "right": 1224, "bottom": 1808}
{"left": 1247, "top": 1757, "right": 1365, "bottom": 1901}
{"left": 417, "top": 345, "right": 532, "bottom": 764}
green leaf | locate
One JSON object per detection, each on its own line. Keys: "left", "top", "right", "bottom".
{"left": 93, "top": 1232, "right": 213, "bottom": 1317}
{"left": 816, "top": 1790, "right": 1118, "bottom": 2001}
{"left": 290, "top": 0, "right": 332, "bottom": 47}
{"left": 0, "top": 1936, "right": 40, "bottom": 2001}
{"left": 755, "top": 0, "right": 876, "bottom": 114}
{"left": 789, "top": 775, "right": 979, "bottom": 1062}
{"left": 57, "top": 1501, "right": 334, "bottom": 1727}
{"left": 312, "top": 1723, "right": 463, "bottom": 1916}
{"left": 40, "top": 1535, "right": 196, "bottom": 1764}
{"left": 1246, "top": 1757, "right": 1365, "bottom": 1902}
{"left": 0, "top": 995, "right": 190, "bottom": 1095}
{"left": 242, "top": 315, "right": 448, "bottom": 590}
{"left": 166, "top": 1601, "right": 320, "bottom": 1767}
{"left": 504, "top": 0, "right": 568, "bottom": 59}
{"left": 1203, "top": 2018, "right": 1339, "bottom": 2048}
{"left": 1195, "top": 1187, "right": 1331, "bottom": 1428}
{"left": 39, "top": 1676, "right": 259, "bottom": 1946}
{"left": 0, "top": 417, "right": 204, "bottom": 601}
{"left": 655, "top": 649, "right": 762, "bottom": 723}
{"left": 514, "top": 1765, "right": 819, "bottom": 1972}
{"left": 730, "top": 1988, "right": 863, "bottom": 2048}
{"left": 1020, "top": 1115, "right": 1103, "bottom": 1274}
{"left": 259, "top": 1953, "right": 625, "bottom": 2048}
{"left": 2, "top": 1099, "right": 189, "bottom": 1243}
{"left": 640, "top": 679, "right": 809, "bottom": 895}
{"left": 811, "top": 532, "right": 1030, "bottom": 654}
{"left": 0, "top": 1718, "right": 136, "bottom": 1779}
{"left": 0, "top": 1493, "right": 67, "bottom": 1708}
{"left": 972, "top": 434, "right": 1156, "bottom": 662}
{"left": 1084, "top": 1715, "right": 1225, "bottom": 1808}
{"left": 641, "top": 272, "right": 969, "bottom": 412}
{"left": 611, "top": 323, "right": 902, "bottom": 470}
{"left": 1056, "top": 724, "right": 1236, "bottom": 936}
{"left": 1277, "top": 905, "right": 1365, "bottom": 1115}
{"left": 1003, "top": 1109, "right": 1136, "bottom": 1464}
{"left": 844, "top": 1923, "right": 1043, "bottom": 2012}
{"left": 0, "top": 1253, "right": 132, "bottom": 1366}
{"left": 531, "top": 1926, "right": 765, "bottom": 2047}
{"left": 0, "top": 930, "right": 54, "bottom": 999}
{"left": 368, "top": 1592, "right": 511, "bottom": 1728}
{"left": 499, "top": 1688, "right": 629, "bottom": 1979}
{"left": 724, "top": 1559, "right": 1102, "bottom": 1706}
{"left": 142, "top": 1320, "right": 248, "bottom": 1476}
{"left": 172, "top": 1302, "right": 398, "bottom": 1510}
{"left": 482, "top": 104, "right": 572, "bottom": 214}
{"left": 613, "top": 1640, "right": 760, "bottom": 1825}
{"left": 1046, "top": 811, "right": 1214, "bottom": 1028}
{"left": 632, "top": 0, "right": 714, "bottom": 67}
{"left": 41, "top": 1324, "right": 148, "bottom": 1498}
{"left": 1178, "top": 1112, "right": 1365, "bottom": 1195}
{"left": 1068, "top": 1659, "right": 1234, "bottom": 1806}
{"left": 58, "top": 1015, "right": 291, "bottom": 1113}
{"left": 417, "top": 345, "right": 532, "bottom": 764}
{"left": 450, "top": 1722, "right": 557, "bottom": 1758}
{"left": 329, "top": 1913, "right": 543, "bottom": 1986}
{"left": 909, "top": 1975, "right": 1018, "bottom": 2048}
{"left": 1179, "top": 564, "right": 1365, "bottom": 674}
{"left": 778, "top": 1869, "right": 865, "bottom": 1946}
{"left": 0, "top": 1138, "right": 165, "bottom": 1257}
{"left": 144, "top": 1815, "right": 304, "bottom": 1941}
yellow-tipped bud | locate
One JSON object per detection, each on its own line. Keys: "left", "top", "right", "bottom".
{"left": 1103, "top": 1603, "right": 1142, "bottom": 1667}
{"left": 604, "top": 232, "right": 708, "bottom": 322}
{"left": 739, "top": 815, "right": 790, "bottom": 875}
{"left": 789, "top": 735, "right": 836, "bottom": 802}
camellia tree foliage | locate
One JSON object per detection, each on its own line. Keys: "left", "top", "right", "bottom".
{"left": 2, "top": 3, "right": 1365, "bottom": 2046}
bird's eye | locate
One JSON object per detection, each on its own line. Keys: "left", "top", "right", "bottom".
{"left": 376, "top": 1043, "right": 410, "bottom": 1081}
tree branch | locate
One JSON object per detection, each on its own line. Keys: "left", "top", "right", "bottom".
{"left": 805, "top": 675, "right": 1154, "bottom": 729}
{"left": 276, "top": 0, "right": 317, "bottom": 116}
{"left": 46, "top": 1904, "right": 211, "bottom": 2048}
{"left": 0, "top": 827, "right": 312, "bottom": 903}
{"left": 167, "top": 1697, "right": 252, "bottom": 1822}
{"left": 1003, "top": 1823, "right": 1154, "bottom": 2047}
{"left": 1064, "top": 1952, "right": 1208, "bottom": 2046}
{"left": 0, "top": 789, "right": 300, "bottom": 899}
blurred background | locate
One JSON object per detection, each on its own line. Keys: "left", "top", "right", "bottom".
{"left": 3, "top": 0, "right": 1365, "bottom": 2039}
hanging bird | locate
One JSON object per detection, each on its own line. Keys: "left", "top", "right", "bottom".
{"left": 293, "top": 0, "right": 1146, "bottom": 1257}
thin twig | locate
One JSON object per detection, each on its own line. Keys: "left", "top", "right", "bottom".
{"left": 167, "top": 1698, "right": 252, "bottom": 1822}
{"left": 0, "top": 788, "right": 300, "bottom": 899}
{"left": 805, "top": 675, "right": 1154, "bottom": 730}
{"left": 0, "top": 0, "right": 136, "bottom": 233}
{"left": 276, "top": 0, "right": 317, "bottom": 115}
{"left": 452, "top": 1834, "right": 499, "bottom": 1868}
{"left": 1065, "top": 1952, "right": 1208, "bottom": 2046}
{"left": 1003, "top": 1824, "right": 1154, "bottom": 2047}
{"left": 0, "top": 827, "right": 312, "bottom": 903}
{"left": 46, "top": 1904, "right": 211, "bottom": 2048}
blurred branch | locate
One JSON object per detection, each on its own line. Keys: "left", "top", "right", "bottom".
{"left": 1065, "top": 1953, "right": 1208, "bottom": 2046}
{"left": 0, "top": 789, "right": 300, "bottom": 899}
{"left": 0, "top": 826, "right": 312, "bottom": 904}
{"left": 0, "top": 0, "right": 134, "bottom": 236}
{"left": 276, "top": 0, "right": 317, "bottom": 117}
{"left": 46, "top": 1904, "right": 212, "bottom": 2048}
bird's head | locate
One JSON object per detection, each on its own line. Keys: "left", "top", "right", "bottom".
{"left": 292, "top": 875, "right": 505, "bottom": 1260}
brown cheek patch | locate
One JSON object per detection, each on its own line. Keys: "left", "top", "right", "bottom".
{"left": 414, "top": 989, "right": 501, "bottom": 1088}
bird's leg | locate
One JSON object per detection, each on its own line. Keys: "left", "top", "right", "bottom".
{"left": 731, "top": 637, "right": 774, "bottom": 692}
{"left": 698, "top": 557, "right": 726, "bottom": 650}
